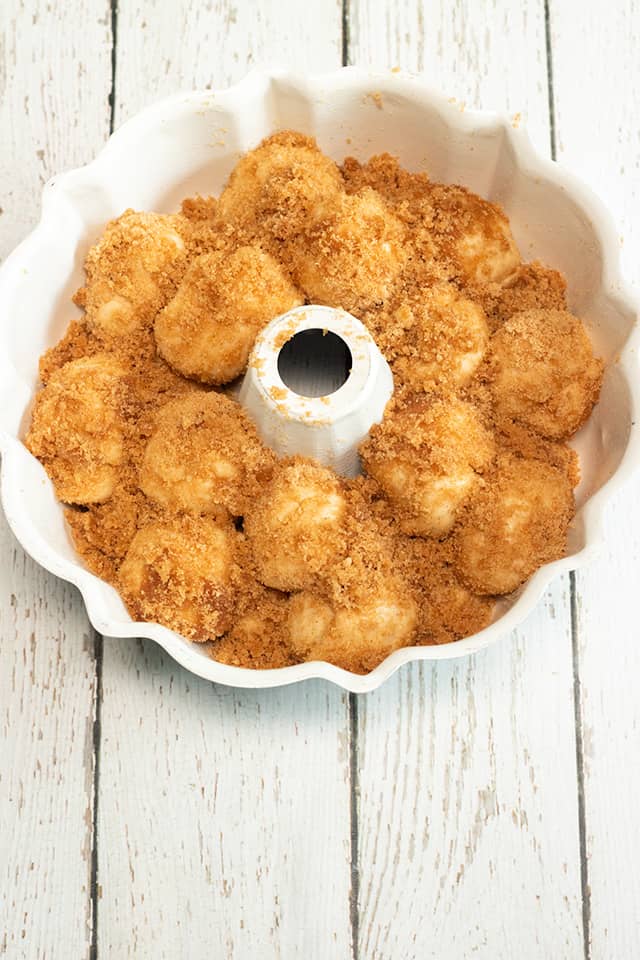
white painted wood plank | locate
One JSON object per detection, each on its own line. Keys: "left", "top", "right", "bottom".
{"left": 0, "top": 0, "right": 112, "bottom": 259}
{"left": 551, "top": 2, "right": 640, "bottom": 956}
{"left": 348, "top": 0, "right": 552, "bottom": 155}
{"left": 0, "top": 517, "right": 96, "bottom": 959}
{"left": 113, "top": 0, "right": 343, "bottom": 122}
{"left": 0, "top": 2, "right": 111, "bottom": 957}
{"left": 97, "top": 4, "right": 352, "bottom": 957}
{"left": 356, "top": 611, "right": 583, "bottom": 959}
{"left": 348, "top": 3, "right": 585, "bottom": 957}
{"left": 98, "top": 641, "right": 351, "bottom": 958}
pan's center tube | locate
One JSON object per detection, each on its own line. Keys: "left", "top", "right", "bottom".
{"left": 238, "top": 305, "right": 394, "bottom": 477}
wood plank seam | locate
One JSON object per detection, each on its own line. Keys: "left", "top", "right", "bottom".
{"left": 108, "top": 0, "right": 119, "bottom": 125}
{"left": 342, "top": 0, "right": 351, "bottom": 68}
{"left": 89, "top": 631, "right": 103, "bottom": 960}
{"left": 543, "top": 0, "right": 558, "bottom": 162}
{"left": 90, "top": 4, "right": 118, "bottom": 957}
{"left": 546, "top": 3, "right": 591, "bottom": 955}
{"left": 349, "top": 693, "right": 360, "bottom": 960}
{"left": 570, "top": 573, "right": 592, "bottom": 960}
{"left": 343, "top": 7, "right": 361, "bottom": 959}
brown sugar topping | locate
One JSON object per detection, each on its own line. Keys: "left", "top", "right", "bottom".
{"left": 23, "top": 130, "right": 603, "bottom": 671}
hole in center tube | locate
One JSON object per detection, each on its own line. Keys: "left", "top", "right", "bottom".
{"left": 277, "top": 329, "right": 352, "bottom": 398}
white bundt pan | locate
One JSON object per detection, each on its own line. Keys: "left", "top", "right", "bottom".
{"left": 0, "top": 68, "right": 638, "bottom": 692}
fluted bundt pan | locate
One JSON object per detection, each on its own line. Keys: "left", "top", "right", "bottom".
{"left": 0, "top": 68, "right": 637, "bottom": 692}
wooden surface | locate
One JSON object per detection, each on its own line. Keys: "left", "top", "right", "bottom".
{"left": 0, "top": 2, "right": 638, "bottom": 958}
{"left": 552, "top": 3, "right": 640, "bottom": 957}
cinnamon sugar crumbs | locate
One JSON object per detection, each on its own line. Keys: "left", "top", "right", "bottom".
{"left": 39, "top": 320, "right": 102, "bottom": 383}
{"left": 211, "top": 588, "right": 296, "bottom": 669}
{"left": 476, "top": 260, "right": 568, "bottom": 331}
{"left": 23, "top": 129, "right": 603, "bottom": 672}
{"left": 273, "top": 318, "right": 303, "bottom": 349}
{"left": 365, "top": 91, "right": 384, "bottom": 110}
{"left": 392, "top": 535, "right": 494, "bottom": 645}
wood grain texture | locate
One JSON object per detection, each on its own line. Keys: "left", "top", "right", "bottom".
{"left": 551, "top": 1, "right": 640, "bottom": 956}
{"left": 97, "top": 640, "right": 352, "bottom": 958}
{"left": 0, "top": 0, "right": 112, "bottom": 259}
{"left": 356, "top": 606, "right": 583, "bottom": 959}
{"left": 96, "top": 4, "right": 352, "bottom": 957}
{"left": 348, "top": 2, "right": 584, "bottom": 957}
{"left": 0, "top": 517, "right": 97, "bottom": 959}
{"left": 113, "top": 0, "right": 343, "bottom": 122}
{"left": 348, "top": 0, "right": 552, "bottom": 155}
{"left": 0, "top": 2, "right": 111, "bottom": 957}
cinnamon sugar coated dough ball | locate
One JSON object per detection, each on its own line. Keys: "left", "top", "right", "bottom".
{"left": 288, "top": 574, "right": 417, "bottom": 673}
{"left": 118, "top": 516, "right": 242, "bottom": 640}
{"left": 174, "top": 196, "right": 226, "bottom": 258}
{"left": 244, "top": 458, "right": 346, "bottom": 591}
{"left": 286, "top": 504, "right": 419, "bottom": 672}
{"left": 360, "top": 395, "right": 495, "bottom": 537}
{"left": 65, "top": 486, "right": 155, "bottom": 584}
{"left": 495, "top": 419, "right": 581, "bottom": 484}
{"left": 294, "top": 188, "right": 407, "bottom": 312}
{"left": 79, "top": 210, "right": 186, "bottom": 337}
{"left": 341, "top": 153, "right": 432, "bottom": 207}
{"left": 25, "top": 353, "right": 127, "bottom": 504}
{"left": 396, "top": 538, "right": 494, "bottom": 645}
{"left": 490, "top": 308, "right": 603, "bottom": 440}
{"left": 391, "top": 282, "right": 489, "bottom": 391}
{"left": 37, "top": 320, "right": 99, "bottom": 383}
{"left": 140, "top": 392, "right": 274, "bottom": 518}
{"left": 217, "top": 131, "right": 343, "bottom": 242}
{"left": 428, "top": 184, "right": 521, "bottom": 284}
{"left": 154, "top": 245, "right": 303, "bottom": 383}
{"left": 211, "top": 590, "right": 294, "bottom": 669}
{"left": 479, "top": 261, "right": 568, "bottom": 331}
{"left": 452, "top": 453, "right": 575, "bottom": 595}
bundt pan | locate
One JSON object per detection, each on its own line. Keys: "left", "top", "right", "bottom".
{"left": 0, "top": 68, "right": 638, "bottom": 692}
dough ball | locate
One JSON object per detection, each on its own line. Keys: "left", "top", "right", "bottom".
{"left": 38, "top": 320, "right": 101, "bottom": 384}
{"left": 80, "top": 210, "right": 187, "bottom": 337}
{"left": 396, "top": 537, "right": 494, "bottom": 645}
{"left": 341, "top": 153, "right": 431, "bottom": 207}
{"left": 218, "top": 131, "right": 343, "bottom": 242}
{"left": 154, "top": 245, "right": 303, "bottom": 384}
{"left": 496, "top": 419, "right": 580, "bottom": 483}
{"left": 479, "top": 261, "right": 568, "bottom": 331}
{"left": 428, "top": 184, "right": 521, "bottom": 284}
{"left": 25, "top": 353, "right": 128, "bottom": 504}
{"left": 244, "top": 458, "right": 347, "bottom": 591}
{"left": 118, "top": 515, "right": 242, "bottom": 640}
{"left": 287, "top": 487, "right": 418, "bottom": 671}
{"left": 65, "top": 485, "right": 155, "bottom": 584}
{"left": 452, "top": 453, "right": 575, "bottom": 595}
{"left": 391, "top": 282, "right": 489, "bottom": 391}
{"left": 293, "top": 187, "right": 407, "bottom": 312}
{"left": 360, "top": 394, "right": 495, "bottom": 537}
{"left": 174, "top": 195, "right": 225, "bottom": 258}
{"left": 180, "top": 196, "right": 218, "bottom": 221}
{"left": 211, "top": 589, "right": 294, "bottom": 669}
{"left": 288, "top": 573, "right": 417, "bottom": 673}
{"left": 490, "top": 308, "right": 603, "bottom": 440}
{"left": 140, "top": 391, "right": 274, "bottom": 518}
